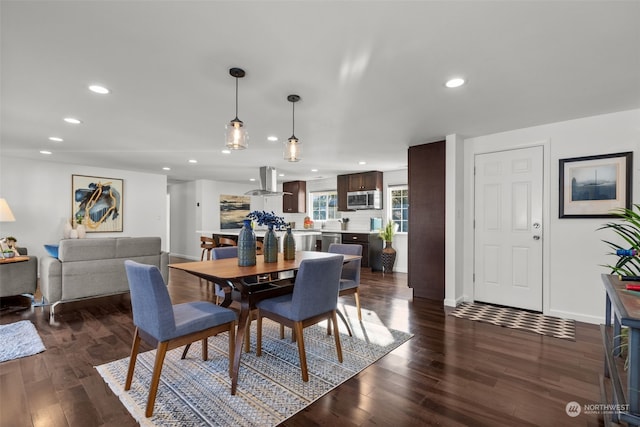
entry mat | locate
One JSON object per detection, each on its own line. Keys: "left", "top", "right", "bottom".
{"left": 449, "top": 302, "right": 575, "bottom": 341}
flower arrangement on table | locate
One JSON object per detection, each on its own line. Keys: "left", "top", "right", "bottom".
{"left": 247, "top": 210, "right": 288, "bottom": 231}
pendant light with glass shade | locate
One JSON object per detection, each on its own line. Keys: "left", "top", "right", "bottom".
{"left": 225, "top": 67, "right": 248, "bottom": 150}
{"left": 284, "top": 94, "right": 302, "bottom": 162}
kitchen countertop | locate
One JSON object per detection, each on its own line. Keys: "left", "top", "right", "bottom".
{"left": 303, "top": 229, "right": 380, "bottom": 234}
{"left": 197, "top": 229, "right": 321, "bottom": 237}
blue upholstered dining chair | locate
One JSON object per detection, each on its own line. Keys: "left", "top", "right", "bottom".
{"left": 255, "top": 255, "right": 344, "bottom": 382}
{"left": 124, "top": 260, "right": 237, "bottom": 417}
{"left": 210, "top": 246, "right": 239, "bottom": 304}
{"left": 328, "top": 243, "right": 363, "bottom": 321}
{"left": 210, "top": 246, "right": 258, "bottom": 352}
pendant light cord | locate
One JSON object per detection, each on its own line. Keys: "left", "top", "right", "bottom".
{"left": 291, "top": 101, "right": 295, "bottom": 136}
{"left": 235, "top": 77, "right": 239, "bottom": 119}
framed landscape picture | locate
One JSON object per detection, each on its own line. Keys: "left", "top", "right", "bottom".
{"left": 72, "top": 174, "right": 123, "bottom": 232}
{"left": 559, "top": 152, "right": 632, "bottom": 218}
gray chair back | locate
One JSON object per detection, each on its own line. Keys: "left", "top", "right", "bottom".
{"left": 211, "top": 246, "right": 238, "bottom": 259}
{"left": 290, "top": 255, "right": 343, "bottom": 320}
{"left": 124, "top": 260, "right": 175, "bottom": 341}
{"left": 328, "top": 243, "right": 362, "bottom": 284}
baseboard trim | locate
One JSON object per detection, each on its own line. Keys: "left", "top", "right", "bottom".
{"left": 546, "top": 309, "right": 602, "bottom": 325}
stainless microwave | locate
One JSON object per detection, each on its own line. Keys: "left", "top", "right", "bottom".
{"left": 347, "top": 190, "right": 381, "bottom": 210}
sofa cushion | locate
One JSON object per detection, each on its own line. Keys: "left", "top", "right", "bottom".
{"left": 115, "top": 237, "right": 161, "bottom": 258}
{"left": 58, "top": 238, "right": 118, "bottom": 262}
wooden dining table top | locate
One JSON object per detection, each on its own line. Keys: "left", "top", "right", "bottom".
{"left": 169, "top": 251, "right": 360, "bottom": 280}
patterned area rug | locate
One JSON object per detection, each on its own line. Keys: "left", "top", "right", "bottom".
{"left": 96, "top": 309, "right": 412, "bottom": 426}
{"left": 449, "top": 302, "right": 575, "bottom": 341}
{"left": 0, "top": 320, "right": 46, "bottom": 363}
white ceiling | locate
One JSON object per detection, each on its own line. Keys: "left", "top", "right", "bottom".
{"left": 2, "top": 1, "right": 639, "bottom": 185}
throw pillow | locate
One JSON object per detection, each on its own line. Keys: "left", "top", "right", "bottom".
{"left": 44, "top": 244, "right": 59, "bottom": 259}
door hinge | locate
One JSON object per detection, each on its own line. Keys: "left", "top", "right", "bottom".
{"left": 473, "top": 273, "right": 475, "bottom": 282}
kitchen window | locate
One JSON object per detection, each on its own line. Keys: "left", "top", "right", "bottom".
{"left": 390, "top": 185, "right": 408, "bottom": 232}
{"left": 309, "top": 191, "right": 338, "bottom": 221}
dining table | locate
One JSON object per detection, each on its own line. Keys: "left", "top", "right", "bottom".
{"left": 169, "top": 250, "right": 361, "bottom": 395}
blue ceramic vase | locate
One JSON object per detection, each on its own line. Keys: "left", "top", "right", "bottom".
{"left": 238, "top": 219, "right": 256, "bottom": 266}
{"left": 283, "top": 227, "right": 296, "bottom": 260}
{"left": 263, "top": 225, "right": 278, "bottom": 263}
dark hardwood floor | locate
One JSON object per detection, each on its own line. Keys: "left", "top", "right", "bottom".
{"left": 0, "top": 258, "right": 604, "bottom": 426}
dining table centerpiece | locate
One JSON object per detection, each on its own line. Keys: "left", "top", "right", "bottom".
{"left": 248, "top": 210, "right": 287, "bottom": 263}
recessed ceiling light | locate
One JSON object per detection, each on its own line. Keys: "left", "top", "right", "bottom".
{"left": 221, "top": 149, "right": 231, "bottom": 154}
{"left": 267, "top": 136, "right": 278, "bottom": 142}
{"left": 188, "top": 159, "right": 197, "bottom": 164}
{"left": 249, "top": 178, "right": 256, "bottom": 182}
{"left": 162, "top": 167, "right": 171, "bottom": 171}
{"left": 64, "top": 117, "right": 82, "bottom": 124}
{"left": 311, "top": 169, "right": 318, "bottom": 172}
{"left": 279, "top": 173, "right": 285, "bottom": 177}
{"left": 445, "top": 78, "right": 465, "bottom": 88}
{"left": 88, "top": 84, "right": 110, "bottom": 94}
{"left": 49, "top": 137, "right": 63, "bottom": 142}
{"left": 358, "top": 161, "right": 367, "bottom": 165}
{"left": 40, "top": 150, "right": 52, "bottom": 155}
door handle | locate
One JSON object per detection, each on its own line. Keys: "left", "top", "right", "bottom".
{"left": 533, "top": 235, "right": 540, "bottom": 240}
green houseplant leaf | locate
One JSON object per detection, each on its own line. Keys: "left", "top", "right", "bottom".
{"left": 599, "top": 204, "right": 640, "bottom": 276}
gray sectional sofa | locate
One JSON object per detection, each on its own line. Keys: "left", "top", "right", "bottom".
{"left": 40, "top": 237, "right": 169, "bottom": 314}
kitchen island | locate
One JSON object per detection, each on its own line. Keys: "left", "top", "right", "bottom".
{"left": 197, "top": 229, "right": 321, "bottom": 252}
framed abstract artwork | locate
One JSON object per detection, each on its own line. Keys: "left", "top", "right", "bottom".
{"left": 72, "top": 175, "right": 123, "bottom": 232}
{"left": 220, "top": 195, "right": 251, "bottom": 229}
{"left": 559, "top": 152, "right": 632, "bottom": 218}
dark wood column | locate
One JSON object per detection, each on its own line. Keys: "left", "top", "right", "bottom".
{"left": 408, "top": 140, "right": 446, "bottom": 301}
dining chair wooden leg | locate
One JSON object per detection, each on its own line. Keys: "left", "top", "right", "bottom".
{"left": 244, "top": 317, "right": 251, "bottom": 353}
{"left": 125, "top": 328, "right": 142, "bottom": 390}
{"left": 279, "top": 324, "right": 285, "bottom": 339}
{"left": 228, "top": 321, "right": 235, "bottom": 377}
{"left": 202, "top": 338, "right": 208, "bottom": 361}
{"left": 256, "top": 314, "right": 263, "bottom": 357}
{"left": 354, "top": 290, "right": 362, "bottom": 321}
{"left": 146, "top": 341, "right": 169, "bottom": 417}
{"left": 293, "top": 321, "right": 309, "bottom": 382}
{"left": 331, "top": 311, "right": 343, "bottom": 363}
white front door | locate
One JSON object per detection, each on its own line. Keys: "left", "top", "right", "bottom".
{"left": 474, "top": 146, "right": 543, "bottom": 311}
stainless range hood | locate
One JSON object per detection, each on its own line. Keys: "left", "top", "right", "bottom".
{"left": 244, "top": 166, "right": 291, "bottom": 197}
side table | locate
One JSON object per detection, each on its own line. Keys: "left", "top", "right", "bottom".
{"left": 601, "top": 273, "right": 640, "bottom": 426}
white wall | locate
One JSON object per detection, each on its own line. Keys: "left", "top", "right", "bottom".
{"left": 0, "top": 156, "right": 168, "bottom": 265}
{"left": 456, "top": 109, "right": 640, "bottom": 324}
{"left": 168, "top": 179, "right": 260, "bottom": 260}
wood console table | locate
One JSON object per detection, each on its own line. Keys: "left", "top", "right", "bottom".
{"left": 601, "top": 273, "right": 640, "bottom": 426}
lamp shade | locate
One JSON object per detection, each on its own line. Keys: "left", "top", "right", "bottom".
{"left": 283, "top": 136, "right": 302, "bottom": 162}
{"left": 225, "top": 118, "right": 248, "bottom": 150}
{"left": 0, "top": 198, "right": 16, "bottom": 222}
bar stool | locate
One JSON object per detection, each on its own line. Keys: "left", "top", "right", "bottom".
{"left": 217, "top": 237, "right": 237, "bottom": 247}
{"left": 200, "top": 236, "right": 216, "bottom": 261}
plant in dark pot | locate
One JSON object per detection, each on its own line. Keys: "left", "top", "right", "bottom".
{"left": 379, "top": 220, "right": 397, "bottom": 273}
{"left": 599, "top": 204, "right": 640, "bottom": 370}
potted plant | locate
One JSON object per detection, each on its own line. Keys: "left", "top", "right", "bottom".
{"left": 379, "top": 220, "right": 396, "bottom": 273}
{"left": 2, "top": 248, "right": 15, "bottom": 259}
{"left": 599, "top": 205, "right": 640, "bottom": 370}
{"left": 599, "top": 204, "right": 640, "bottom": 275}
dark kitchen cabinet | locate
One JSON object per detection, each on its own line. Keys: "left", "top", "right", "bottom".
{"left": 408, "top": 141, "right": 445, "bottom": 301}
{"left": 347, "top": 171, "right": 383, "bottom": 192}
{"left": 341, "top": 232, "right": 383, "bottom": 270}
{"left": 337, "top": 174, "right": 349, "bottom": 211}
{"left": 283, "top": 181, "right": 306, "bottom": 213}
{"left": 337, "top": 171, "right": 383, "bottom": 211}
